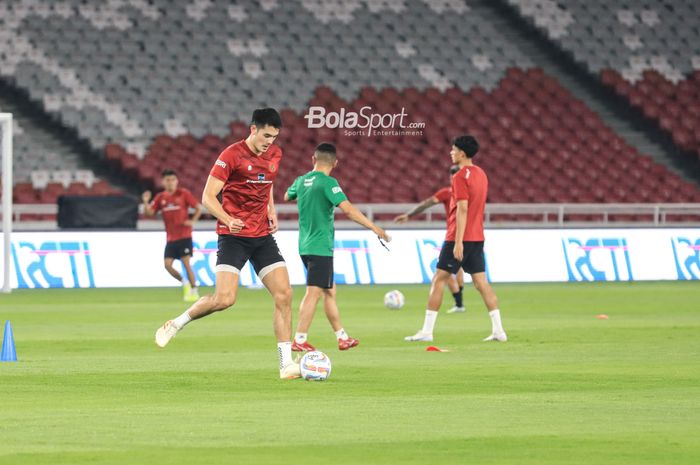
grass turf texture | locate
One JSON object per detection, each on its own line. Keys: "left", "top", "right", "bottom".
{"left": 1, "top": 282, "right": 699, "bottom": 465}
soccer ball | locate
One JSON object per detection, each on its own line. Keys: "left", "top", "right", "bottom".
{"left": 384, "top": 290, "right": 405, "bottom": 309}
{"left": 300, "top": 351, "right": 332, "bottom": 381}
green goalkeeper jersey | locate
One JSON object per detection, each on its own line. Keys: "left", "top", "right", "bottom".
{"left": 286, "top": 171, "right": 348, "bottom": 257}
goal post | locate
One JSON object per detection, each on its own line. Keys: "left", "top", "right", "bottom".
{"left": 1, "top": 113, "right": 12, "bottom": 293}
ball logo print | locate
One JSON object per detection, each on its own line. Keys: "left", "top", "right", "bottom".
{"left": 300, "top": 351, "right": 332, "bottom": 381}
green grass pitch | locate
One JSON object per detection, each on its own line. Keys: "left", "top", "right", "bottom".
{"left": 1, "top": 282, "right": 699, "bottom": 465}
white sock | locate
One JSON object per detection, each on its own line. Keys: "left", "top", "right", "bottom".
{"left": 489, "top": 309, "right": 504, "bottom": 334}
{"left": 421, "top": 310, "right": 438, "bottom": 335}
{"left": 181, "top": 278, "right": 188, "bottom": 285}
{"left": 335, "top": 328, "right": 348, "bottom": 340}
{"left": 278, "top": 342, "right": 293, "bottom": 370}
{"left": 173, "top": 310, "right": 191, "bottom": 329}
{"left": 294, "top": 332, "right": 307, "bottom": 344}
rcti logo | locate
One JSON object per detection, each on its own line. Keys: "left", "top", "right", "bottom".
{"left": 332, "top": 239, "right": 374, "bottom": 284}
{"left": 670, "top": 237, "right": 700, "bottom": 280}
{"left": 11, "top": 241, "right": 95, "bottom": 288}
{"left": 562, "top": 238, "right": 633, "bottom": 282}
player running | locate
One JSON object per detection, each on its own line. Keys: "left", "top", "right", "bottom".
{"left": 142, "top": 169, "right": 202, "bottom": 302}
{"left": 405, "top": 135, "right": 507, "bottom": 343}
{"left": 394, "top": 165, "right": 466, "bottom": 313}
{"left": 284, "top": 143, "right": 391, "bottom": 352}
{"left": 154, "top": 108, "right": 302, "bottom": 379}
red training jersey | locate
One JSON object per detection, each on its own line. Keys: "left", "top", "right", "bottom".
{"left": 150, "top": 188, "right": 199, "bottom": 243}
{"left": 433, "top": 186, "right": 451, "bottom": 222}
{"left": 445, "top": 164, "right": 488, "bottom": 242}
{"left": 209, "top": 140, "right": 282, "bottom": 237}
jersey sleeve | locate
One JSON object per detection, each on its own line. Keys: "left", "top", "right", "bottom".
{"left": 433, "top": 187, "right": 451, "bottom": 203}
{"left": 149, "top": 192, "right": 163, "bottom": 212}
{"left": 210, "top": 147, "right": 236, "bottom": 182}
{"left": 286, "top": 177, "right": 300, "bottom": 201}
{"left": 184, "top": 189, "right": 199, "bottom": 208}
{"left": 325, "top": 177, "right": 348, "bottom": 206}
{"left": 452, "top": 169, "right": 470, "bottom": 202}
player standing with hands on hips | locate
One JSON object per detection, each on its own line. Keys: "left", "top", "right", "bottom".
{"left": 405, "top": 135, "right": 507, "bottom": 343}
{"left": 142, "top": 169, "right": 202, "bottom": 302}
{"left": 154, "top": 108, "right": 303, "bottom": 380}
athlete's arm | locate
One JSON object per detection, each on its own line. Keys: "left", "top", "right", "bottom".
{"left": 453, "top": 199, "right": 468, "bottom": 261}
{"left": 394, "top": 196, "right": 439, "bottom": 223}
{"left": 338, "top": 200, "right": 391, "bottom": 242}
{"left": 268, "top": 185, "right": 279, "bottom": 234}
{"left": 202, "top": 175, "right": 244, "bottom": 233}
{"left": 141, "top": 191, "right": 155, "bottom": 216}
{"left": 185, "top": 204, "right": 202, "bottom": 227}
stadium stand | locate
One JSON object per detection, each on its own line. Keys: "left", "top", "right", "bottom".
{"left": 1, "top": 0, "right": 698, "bottom": 213}
{"left": 506, "top": 0, "right": 700, "bottom": 164}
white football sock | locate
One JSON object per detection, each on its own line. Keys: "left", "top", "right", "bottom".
{"left": 421, "top": 310, "right": 438, "bottom": 335}
{"left": 173, "top": 310, "right": 191, "bottom": 329}
{"left": 335, "top": 328, "right": 348, "bottom": 340}
{"left": 294, "top": 332, "right": 307, "bottom": 344}
{"left": 181, "top": 278, "right": 188, "bottom": 285}
{"left": 277, "top": 342, "right": 293, "bottom": 370}
{"left": 489, "top": 309, "right": 504, "bottom": 333}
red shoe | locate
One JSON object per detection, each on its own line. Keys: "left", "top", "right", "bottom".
{"left": 292, "top": 340, "right": 316, "bottom": 352}
{"left": 338, "top": 337, "right": 359, "bottom": 350}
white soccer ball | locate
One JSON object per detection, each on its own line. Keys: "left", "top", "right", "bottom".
{"left": 384, "top": 290, "right": 405, "bottom": 309}
{"left": 300, "top": 351, "right": 332, "bottom": 381}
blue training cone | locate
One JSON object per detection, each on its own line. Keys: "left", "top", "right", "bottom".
{"left": 1, "top": 320, "right": 17, "bottom": 362}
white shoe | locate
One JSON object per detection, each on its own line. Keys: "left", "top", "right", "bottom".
{"left": 483, "top": 331, "right": 508, "bottom": 342}
{"left": 280, "top": 362, "right": 301, "bottom": 379}
{"left": 155, "top": 320, "right": 181, "bottom": 347}
{"left": 404, "top": 331, "right": 433, "bottom": 342}
{"left": 447, "top": 306, "right": 465, "bottom": 314}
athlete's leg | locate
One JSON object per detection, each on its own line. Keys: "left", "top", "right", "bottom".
{"left": 322, "top": 285, "right": 342, "bottom": 332}
{"left": 155, "top": 270, "right": 238, "bottom": 347}
{"left": 447, "top": 268, "right": 465, "bottom": 313}
{"left": 261, "top": 266, "right": 294, "bottom": 343}
{"left": 447, "top": 274, "right": 459, "bottom": 294}
{"left": 180, "top": 255, "right": 197, "bottom": 288}
{"left": 471, "top": 272, "right": 497, "bottom": 310}
{"left": 427, "top": 268, "right": 453, "bottom": 311}
{"left": 471, "top": 272, "right": 506, "bottom": 341}
{"left": 296, "top": 286, "right": 323, "bottom": 334}
{"left": 405, "top": 269, "right": 452, "bottom": 341}
{"left": 163, "top": 258, "right": 183, "bottom": 281}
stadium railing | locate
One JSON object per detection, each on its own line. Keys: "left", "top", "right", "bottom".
{"left": 5, "top": 203, "right": 700, "bottom": 230}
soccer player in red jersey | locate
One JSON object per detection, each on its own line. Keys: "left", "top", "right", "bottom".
{"left": 142, "top": 169, "right": 202, "bottom": 302}
{"left": 154, "top": 108, "right": 302, "bottom": 379}
{"left": 394, "top": 165, "right": 466, "bottom": 313}
{"left": 405, "top": 136, "right": 507, "bottom": 342}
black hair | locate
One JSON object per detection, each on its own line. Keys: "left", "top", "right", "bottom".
{"left": 453, "top": 135, "right": 479, "bottom": 158}
{"left": 251, "top": 108, "right": 282, "bottom": 129}
{"left": 314, "top": 142, "right": 337, "bottom": 164}
{"left": 449, "top": 165, "right": 460, "bottom": 175}
{"left": 161, "top": 168, "right": 177, "bottom": 177}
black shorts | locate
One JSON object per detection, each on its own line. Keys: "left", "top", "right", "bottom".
{"left": 164, "top": 238, "right": 193, "bottom": 259}
{"left": 436, "top": 241, "right": 486, "bottom": 275}
{"left": 301, "top": 255, "right": 334, "bottom": 289}
{"left": 215, "top": 234, "right": 285, "bottom": 278}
